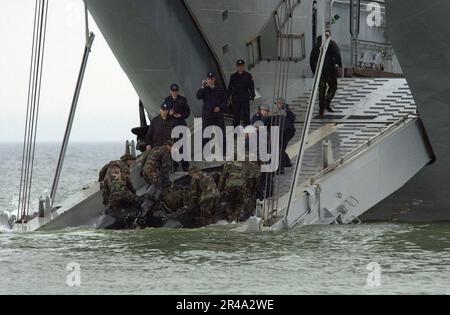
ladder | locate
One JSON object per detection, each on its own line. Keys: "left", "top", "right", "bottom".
{"left": 247, "top": 0, "right": 306, "bottom": 69}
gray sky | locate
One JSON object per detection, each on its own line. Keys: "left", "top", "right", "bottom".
{"left": 0, "top": 0, "right": 139, "bottom": 142}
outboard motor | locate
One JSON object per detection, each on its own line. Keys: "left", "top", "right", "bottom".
{"left": 96, "top": 205, "right": 140, "bottom": 230}
{"left": 134, "top": 185, "right": 163, "bottom": 228}
{"left": 163, "top": 206, "right": 203, "bottom": 229}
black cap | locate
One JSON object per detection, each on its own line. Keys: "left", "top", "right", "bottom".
{"left": 161, "top": 102, "right": 171, "bottom": 111}
{"left": 207, "top": 72, "right": 215, "bottom": 79}
{"left": 236, "top": 59, "right": 246, "bottom": 66}
{"left": 170, "top": 83, "right": 179, "bottom": 91}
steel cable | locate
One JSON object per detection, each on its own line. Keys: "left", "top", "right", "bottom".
{"left": 17, "top": 0, "right": 48, "bottom": 221}
{"left": 17, "top": 0, "right": 40, "bottom": 221}
{"left": 25, "top": 0, "right": 49, "bottom": 218}
{"left": 261, "top": 0, "right": 296, "bottom": 219}
{"left": 272, "top": 1, "right": 295, "bottom": 214}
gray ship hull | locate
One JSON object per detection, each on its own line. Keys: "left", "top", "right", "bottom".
{"left": 86, "top": 0, "right": 450, "bottom": 222}
{"left": 87, "top": 0, "right": 225, "bottom": 118}
{"left": 362, "top": 0, "right": 450, "bottom": 222}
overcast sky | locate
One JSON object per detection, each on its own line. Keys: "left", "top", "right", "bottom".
{"left": 0, "top": 0, "right": 139, "bottom": 142}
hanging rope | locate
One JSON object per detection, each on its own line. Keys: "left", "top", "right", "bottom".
{"left": 17, "top": 0, "right": 49, "bottom": 222}
{"left": 272, "top": 1, "right": 295, "bottom": 215}
{"left": 262, "top": 0, "right": 296, "bottom": 219}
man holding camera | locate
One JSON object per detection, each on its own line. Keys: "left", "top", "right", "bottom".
{"left": 196, "top": 72, "right": 228, "bottom": 137}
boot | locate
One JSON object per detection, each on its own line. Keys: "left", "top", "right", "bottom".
{"left": 325, "top": 99, "right": 335, "bottom": 112}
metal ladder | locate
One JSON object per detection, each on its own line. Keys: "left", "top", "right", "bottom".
{"left": 247, "top": 0, "right": 306, "bottom": 69}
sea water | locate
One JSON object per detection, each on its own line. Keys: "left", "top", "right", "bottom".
{"left": 0, "top": 143, "right": 449, "bottom": 295}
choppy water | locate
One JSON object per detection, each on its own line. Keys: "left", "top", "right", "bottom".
{"left": 0, "top": 142, "right": 124, "bottom": 216}
{"left": 1, "top": 143, "right": 449, "bottom": 295}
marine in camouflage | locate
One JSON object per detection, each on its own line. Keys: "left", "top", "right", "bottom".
{"left": 141, "top": 145, "right": 172, "bottom": 188}
{"left": 245, "top": 161, "right": 262, "bottom": 219}
{"left": 120, "top": 153, "right": 136, "bottom": 163}
{"left": 185, "top": 167, "right": 220, "bottom": 225}
{"left": 219, "top": 161, "right": 261, "bottom": 222}
{"left": 98, "top": 160, "right": 139, "bottom": 209}
{"left": 161, "top": 186, "right": 189, "bottom": 211}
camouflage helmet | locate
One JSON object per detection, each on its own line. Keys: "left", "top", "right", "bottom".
{"left": 188, "top": 166, "right": 202, "bottom": 175}
{"left": 120, "top": 153, "right": 136, "bottom": 162}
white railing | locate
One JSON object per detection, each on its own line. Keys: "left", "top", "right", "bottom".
{"left": 283, "top": 36, "right": 332, "bottom": 222}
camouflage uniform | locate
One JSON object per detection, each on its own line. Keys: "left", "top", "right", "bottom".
{"left": 245, "top": 161, "right": 262, "bottom": 218}
{"left": 185, "top": 168, "right": 220, "bottom": 226}
{"left": 98, "top": 160, "right": 139, "bottom": 209}
{"left": 219, "top": 161, "right": 261, "bottom": 222}
{"left": 141, "top": 145, "right": 172, "bottom": 188}
{"left": 120, "top": 153, "right": 136, "bottom": 163}
{"left": 161, "top": 186, "right": 189, "bottom": 211}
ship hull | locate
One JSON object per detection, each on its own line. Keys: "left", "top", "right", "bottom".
{"left": 362, "top": 0, "right": 450, "bottom": 222}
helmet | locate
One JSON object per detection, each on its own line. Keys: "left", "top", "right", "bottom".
{"left": 120, "top": 153, "right": 136, "bottom": 162}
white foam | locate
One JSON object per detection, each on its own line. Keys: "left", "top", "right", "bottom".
{"left": 0, "top": 212, "right": 12, "bottom": 232}
{"left": 0, "top": 226, "right": 11, "bottom": 232}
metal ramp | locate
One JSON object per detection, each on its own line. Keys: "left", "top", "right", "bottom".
{"left": 252, "top": 78, "right": 434, "bottom": 231}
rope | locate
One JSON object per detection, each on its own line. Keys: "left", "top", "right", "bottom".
{"left": 262, "top": 5, "right": 283, "bottom": 216}
{"left": 17, "top": 0, "right": 49, "bottom": 222}
{"left": 263, "top": 0, "right": 297, "bottom": 222}
{"left": 17, "top": 0, "right": 40, "bottom": 222}
{"left": 262, "top": 0, "right": 296, "bottom": 219}
{"left": 272, "top": 1, "right": 295, "bottom": 214}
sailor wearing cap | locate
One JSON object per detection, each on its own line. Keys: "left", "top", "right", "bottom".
{"left": 164, "top": 83, "right": 191, "bottom": 171}
{"left": 164, "top": 83, "right": 191, "bottom": 126}
{"left": 228, "top": 59, "right": 256, "bottom": 127}
{"left": 196, "top": 72, "right": 228, "bottom": 137}
{"left": 144, "top": 102, "right": 176, "bottom": 152}
{"left": 251, "top": 104, "right": 271, "bottom": 126}
{"left": 248, "top": 104, "right": 271, "bottom": 168}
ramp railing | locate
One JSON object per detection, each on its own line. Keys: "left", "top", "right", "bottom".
{"left": 283, "top": 36, "right": 331, "bottom": 225}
